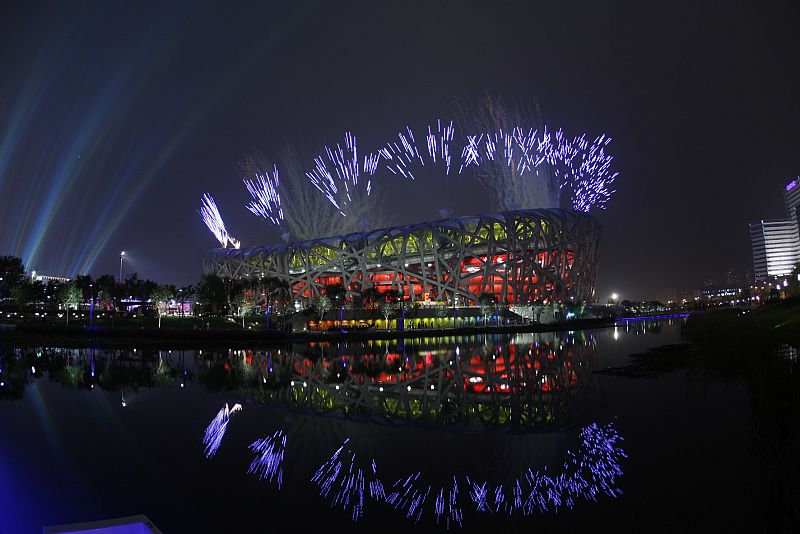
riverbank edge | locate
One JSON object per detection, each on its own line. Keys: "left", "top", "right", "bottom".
{"left": 0, "top": 315, "right": 667, "bottom": 349}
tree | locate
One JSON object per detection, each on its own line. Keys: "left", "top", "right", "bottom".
{"left": 384, "top": 288, "right": 401, "bottom": 304}
{"left": 197, "top": 274, "right": 228, "bottom": 315}
{"left": 57, "top": 283, "right": 82, "bottom": 325}
{"left": 223, "top": 277, "right": 246, "bottom": 319}
{"left": 97, "top": 289, "right": 115, "bottom": 311}
{"left": 95, "top": 274, "right": 121, "bottom": 310}
{"left": 258, "top": 277, "right": 290, "bottom": 312}
{"left": 361, "top": 286, "right": 382, "bottom": 309}
{"left": 380, "top": 301, "right": 395, "bottom": 330}
{"left": 151, "top": 285, "right": 174, "bottom": 328}
{"left": 177, "top": 284, "right": 196, "bottom": 318}
{"left": 73, "top": 274, "right": 95, "bottom": 301}
{"left": 235, "top": 290, "right": 255, "bottom": 327}
{"left": 10, "top": 282, "right": 34, "bottom": 308}
{"left": 478, "top": 292, "right": 498, "bottom": 324}
{"left": 324, "top": 283, "right": 347, "bottom": 307}
{"left": 0, "top": 255, "right": 27, "bottom": 302}
{"left": 313, "top": 294, "right": 332, "bottom": 324}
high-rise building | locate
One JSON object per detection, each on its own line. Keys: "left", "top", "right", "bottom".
{"left": 785, "top": 178, "right": 800, "bottom": 223}
{"left": 749, "top": 219, "right": 800, "bottom": 281}
{"left": 750, "top": 177, "right": 800, "bottom": 282}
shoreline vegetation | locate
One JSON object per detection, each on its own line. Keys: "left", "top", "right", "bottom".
{"left": 682, "top": 301, "right": 800, "bottom": 533}
{"left": 0, "top": 316, "right": 625, "bottom": 348}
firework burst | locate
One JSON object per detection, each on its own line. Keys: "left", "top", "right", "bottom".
{"left": 198, "top": 193, "right": 229, "bottom": 247}
{"left": 244, "top": 163, "right": 284, "bottom": 226}
{"left": 305, "top": 132, "right": 375, "bottom": 217}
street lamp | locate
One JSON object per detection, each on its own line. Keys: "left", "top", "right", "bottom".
{"left": 119, "top": 251, "right": 125, "bottom": 283}
{"left": 611, "top": 293, "right": 619, "bottom": 305}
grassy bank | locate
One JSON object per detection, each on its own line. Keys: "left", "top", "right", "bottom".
{"left": 683, "top": 304, "right": 800, "bottom": 532}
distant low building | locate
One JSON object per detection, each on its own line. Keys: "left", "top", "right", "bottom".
{"left": 30, "top": 271, "right": 71, "bottom": 284}
{"left": 700, "top": 285, "right": 741, "bottom": 301}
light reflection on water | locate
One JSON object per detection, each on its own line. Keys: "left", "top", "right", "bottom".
{"left": 0, "top": 320, "right": 691, "bottom": 530}
{"left": 2, "top": 331, "right": 607, "bottom": 430}
{"left": 308, "top": 421, "right": 625, "bottom": 525}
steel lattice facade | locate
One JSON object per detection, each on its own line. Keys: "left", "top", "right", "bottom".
{"left": 204, "top": 209, "right": 601, "bottom": 305}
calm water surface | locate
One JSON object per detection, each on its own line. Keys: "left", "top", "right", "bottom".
{"left": 0, "top": 319, "right": 756, "bottom": 533}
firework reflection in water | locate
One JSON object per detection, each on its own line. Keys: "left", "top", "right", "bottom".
{"left": 247, "top": 429, "right": 287, "bottom": 488}
{"left": 202, "top": 403, "right": 241, "bottom": 459}
{"left": 311, "top": 438, "right": 377, "bottom": 522}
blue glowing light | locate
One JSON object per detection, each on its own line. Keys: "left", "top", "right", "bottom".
{"left": 305, "top": 132, "right": 373, "bottom": 217}
{"left": 199, "top": 194, "right": 239, "bottom": 249}
{"left": 247, "top": 429, "right": 287, "bottom": 488}
{"left": 308, "top": 421, "right": 625, "bottom": 525}
{"left": 202, "top": 403, "right": 241, "bottom": 459}
{"left": 244, "top": 163, "right": 284, "bottom": 226}
{"left": 311, "top": 438, "right": 372, "bottom": 522}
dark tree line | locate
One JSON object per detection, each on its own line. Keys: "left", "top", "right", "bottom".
{"left": 0, "top": 254, "right": 300, "bottom": 320}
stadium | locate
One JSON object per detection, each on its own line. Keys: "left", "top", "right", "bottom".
{"left": 203, "top": 208, "right": 601, "bottom": 306}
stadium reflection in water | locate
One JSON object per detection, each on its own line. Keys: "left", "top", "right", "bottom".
{"left": 199, "top": 331, "right": 603, "bottom": 431}
{"left": 1, "top": 330, "right": 627, "bottom": 528}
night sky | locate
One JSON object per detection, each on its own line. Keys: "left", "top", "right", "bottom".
{"left": 2, "top": 1, "right": 799, "bottom": 300}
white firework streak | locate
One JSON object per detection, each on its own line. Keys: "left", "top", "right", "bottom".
{"left": 380, "top": 126, "right": 421, "bottom": 180}
{"left": 456, "top": 124, "right": 618, "bottom": 211}
{"left": 244, "top": 163, "right": 284, "bottom": 226}
{"left": 247, "top": 429, "right": 287, "bottom": 488}
{"left": 458, "top": 133, "right": 484, "bottom": 173}
{"left": 382, "top": 121, "right": 456, "bottom": 178}
{"left": 305, "top": 132, "right": 373, "bottom": 216}
{"left": 426, "top": 119, "right": 455, "bottom": 175}
{"left": 198, "top": 193, "right": 229, "bottom": 247}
